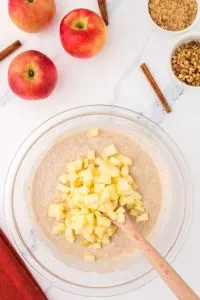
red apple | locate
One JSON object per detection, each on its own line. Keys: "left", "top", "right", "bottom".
{"left": 8, "top": 0, "right": 56, "bottom": 33}
{"left": 8, "top": 50, "right": 58, "bottom": 100}
{"left": 60, "top": 8, "right": 107, "bottom": 58}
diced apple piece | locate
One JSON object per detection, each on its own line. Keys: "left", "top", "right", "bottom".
{"left": 106, "top": 164, "right": 120, "bottom": 177}
{"left": 95, "top": 172, "right": 111, "bottom": 185}
{"left": 136, "top": 213, "right": 149, "bottom": 223}
{"left": 79, "top": 206, "right": 89, "bottom": 215}
{"left": 132, "top": 191, "right": 142, "bottom": 201}
{"left": 109, "top": 156, "right": 121, "bottom": 166}
{"left": 82, "top": 168, "right": 93, "bottom": 186}
{"left": 59, "top": 174, "right": 68, "bottom": 185}
{"left": 119, "top": 196, "right": 127, "bottom": 206}
{"left": 52, "top": 223, "right": 66, "bottom": 235}
{"left": 117, "top": 179, "right": 130, "bottom": 195}
{"left": 97, "top": 216, "right": 111, "bottom": 228}
{"left": 57, "top": 183, "right": 70, "bottom": 194}
{"left": 48, "top": 203, "right": 65, "bottom": 220}
{"left": 116, "top": 206, "right": 125, "bottom": 214}
{"left": 86, "top": 213, "right": 95, "bottom": 225}
{"left": 130, "top": 208, "right": 139, "bottom": 217}
{"left": 82, "top": 240, "right": 90, "bottom": 247}
{"left": 83, "top": 158, "right": 89, "bottom": 169}
{"left": 136, "top": 206, "right": 145, "bottom": 213}
{"left": 94, "top": 226, "right": 106, "bottom": 237}
{"left": 73, "top": 159, "right": 83, "bottom": 171}
{"left": 107, "top": 224, "right": 117, "bottom": 237}
{"left": 86, "top": 225, "right": 94, "bottom": 234}
{"left": 74, "top": 177, "right": 83, "bottom": 188}
{"left": 65, "top": 226, "right": 74, "bottom": 237}
{"left": 87, "top": 150, "right": 95, "bottom": 160}
{"left": 94, "top": 183, "right": 105, "bottom": 194}
{"left": 78, "top": 186, "right": 90, "bottom": 195}
{"left": 98, "top": 204, "right": 107, "bottom": 213}
{"left": 126, "top": 196, "right": 135, "bottom": 205}
{"left": 84, "top": 254, "right": 96, "bottom": 262}
{"left": 94, "top": 210, "right": 102, "bottom": 217}
{"left": 134, "top": 199, "right": 143, "bottom": 207}
{"left": 84, "top": 193, "right": 99, "bottom": 204}
{"left": 109, "top": 184, "right": 118, "bottom": 200}
{"left": 73, "top": 190, "right": 84, "bottom": 203}
{"left": 67, "top": 173, "right": 78, "bottom": 184}
{"left": 107, "top": 210, "right": 118, "bottom": 221}
{"left": 117, "top": 213, "right": 126, "bottom": 224}
{"left": 87, "top": 128, "right": 100, "bottom": 137}
{"left": 100, "top": 186, "right": 110, "bottom": 203}
{"left": 116, "top": 154, "right": 132, "bottom": 166}
{"left": 103, "top": 144, "right": 118, "bottom": 157}
{"left": 121, "top": 165, "right": 129, "bottom": 177}
{"left": 82, "top": 230, "right": 96, "bottom": 243}
{"left": 101, "top": 234, "right": 110, "bottom": 245}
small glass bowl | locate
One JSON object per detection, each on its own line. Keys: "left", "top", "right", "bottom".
{"left": 3, "top": 105, "right": 193, "bottom": 297}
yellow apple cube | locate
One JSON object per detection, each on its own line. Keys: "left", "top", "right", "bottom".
{"left": 117, "top": 179, "right": 130, "bottom": 195}
{"left": 86, "top": 213, "right": 95, "bottom": 225}
{"left": 117, "top": 213, "right": 126, "bottom": 224}
{"left": 103, "top": 144, "right": 118, "bottom": 157}
{"left": 97, "top": 216, "right": 111, "bottom": 228}
{"left": 121, "top": 165, "right": 129, "bottom": 177}
{"left": 87, "top": 128, "right": 99, "bottom": 137}
{"left": 82, "top": 230, "right": 96, "bottom": 243}
{"left": 101, "top": 234, "right": 110, "bottom": 245}
{"left": 78, "top": 186, "right": 90, "bottom": 195}
{"left": 59, "top": 174, "right": 68, "bottom": 185}
{"left": 107, "top": 224, "right": 117, "bottom": 237}
{"left": 94, "top": 226, "right": 106, "bottom": 237}
{"left": 84, "top": 193, "right": 99, "bottom": 204}
{"left": 109, "top": 156, "right": 121, "bottom": 166}
{"left": 109, "top": 184, "right": 118, "bottom": 200}
{"left": 100, "top": 186, "right": 110, "bottom": 203}
{"left": 57, "top": 183, "right": 70, "bottom": 194}
{"left": 87, "top": 150, "right": 95, "bottom": 160}
{"left": 94, "top": 183, "right": 105, "bottom": 194}
{"left": 52, "top": 223, "right": 66, "bottom": 235}
{"left": 130, "top": 208, "right": 139, "bottom": 217}
{"left": 48, "top": 203, "right": 65, "bottom": 220}
{"left": 136, "top": 213, "right": 149, "bottom": 223}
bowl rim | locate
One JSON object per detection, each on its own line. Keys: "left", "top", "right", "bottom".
{"left": 147, "top": 0, "right": 200, "bottom": 35}
{"left": 169, "top": 32, "right": 200, "bottom": 88}
{"left": 3, "top": 105, "right": 194, "bottom": 297}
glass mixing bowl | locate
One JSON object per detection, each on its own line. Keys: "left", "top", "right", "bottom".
{"left": 3, "top": 105, "right": 193, "bottom": 297}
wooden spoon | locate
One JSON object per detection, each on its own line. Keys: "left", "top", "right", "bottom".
{"left": 115, "top": 213, "right": 199, "bottom": 300}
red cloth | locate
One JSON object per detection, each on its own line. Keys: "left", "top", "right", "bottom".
{"left": 0, "top": 228, "right": 48, "bottom": 300}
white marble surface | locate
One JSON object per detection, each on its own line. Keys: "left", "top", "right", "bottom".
{"left": 0, "top": 0, "right": 200, "bottom": 299}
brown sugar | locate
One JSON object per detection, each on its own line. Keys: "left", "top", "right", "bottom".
{"left": 149, "top": 0, "right": 197, "bottom": 31}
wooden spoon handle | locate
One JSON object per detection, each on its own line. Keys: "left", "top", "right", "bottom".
{"left": 127, "top": 229, "right": 199, "bottom": 299}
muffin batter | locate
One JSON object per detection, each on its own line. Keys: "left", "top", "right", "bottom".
{"left": 30, "top": 128, "right": 162, "bottom": 262}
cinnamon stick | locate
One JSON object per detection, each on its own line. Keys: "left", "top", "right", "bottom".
{"left": 97, "top": 0, "right": 109, "bottom": 25}
{"left": 140, "top": 63, "right": 172, "bottom": 113}
{"left": 0, "top": 40, "right": 22, "bottom": 62}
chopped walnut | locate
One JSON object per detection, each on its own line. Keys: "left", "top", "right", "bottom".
{"left": 171, "top": 41, "right": 200, "bottom": 86}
